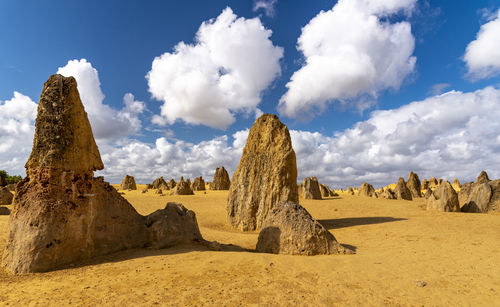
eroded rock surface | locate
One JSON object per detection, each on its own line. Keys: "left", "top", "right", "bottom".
{"left": 227, "top": 114, "right": 298, "bottom": 231}
{"left": 394, "top": 177, "right": 412, "bottom": 201}
{"left": 211, "top": 166, "right": 230, "bottom": 190}
{"left": 407, "top": 172, "right": 422, "bottom": 198}
{"left": 121, "top": 175, "right": 137, "bottom": 190}
{"left": 256, "top": 201, "right": 352, "bottom": 255}
{"left": 170, "top": 177, "right": 195, "bottom": 195}
{"left": 459, "top": 171, "right": 499, "bottom": 213}
{"left": 298, "top": 177, "right": 322, "bottom": 200}
{"left": 0, "top": 187, "right": 13, "bottom": 206}
{"left": 358, "top": 183, "right": 377, "bottom": 198}
{"left": 192, "top": 176, "right": 206, "bottom": 191}
{"left": 426, "top": 181, "right": 460, "bottom": 212}
{"left": 2, "top": 75, "right": 208, "bottom": 274}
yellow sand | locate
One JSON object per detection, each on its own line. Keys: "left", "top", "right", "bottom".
{"left": 0, "top": 185, "right": 499, "bottom": 306}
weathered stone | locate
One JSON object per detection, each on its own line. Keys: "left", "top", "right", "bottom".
{"left": 120, "top": 175, "right": 137, "bottom": 190}
{"left": 424, "top": 188, "right": 432, "bottom": 199}
{"left": 319, "top": 184, "right": 331, "bottom": 198}
{"left": 426, "top": 181, "right": 460, "bottom": 212}
{"left": 25, "top": 75, "right": 103, "bottom": 172}
{"left": 476, "top": 171, "right": 490, "bottom": 184}
{"left": 459, "top": 171, "right": 499, "bottom": 213}
{"left": 155, "top": 189, "right": 163, "bottom": 195}
{"left": 394, "top": 177, "right": 412, "bottom": 200}
{"left": 150, "top": 177, "right": 168, "bottom": 190}
{"left": 452, "top": 178, "right": 461, "bottom": 191}
{"left": 211, "top": 166, "right": 230, "bottom": 190}
{"left": 6, "top": 184, "right": 16, "bottom": 191}
{"left": 407, "top": 172, "right": 422, "bottom": 198}
{"left": 2, "top": 74, "right": 208, "bottom": 274}
{"left": 192, "top": 176, "right": 206, "bottom": 191}
{"left": 422, "top": 179, "right": 429, "bottom": 190}
{"left": 0, "top": 207, "right": 10, "bottom": 215}
{"left": 170, "top": 177, "right": 194, "bottom": 195}
{"left": 428, "top": 177, "right": 438, "bottom": 189}
{"left": 358, "top": 182, "right": 377, "bottom": 198}
{"left": 145, "top": 202, "right": 203, "bottom": 249}
{"left": 298, "top": 177, "right": 322, "bottom": 200}
{"left": 0, "top": 187, "right": 13, "bottom": 206}
{"left": 381, "top": 188, "right": 396, "bottom": 200}
{"left": 167, "top": 179, "right": 176, "bottom": 190}
{"left": 256, "top": 201, "right": 352, "bottom": 255}
{"left": 227, "top": 114, "right": 299, "bottom": 231}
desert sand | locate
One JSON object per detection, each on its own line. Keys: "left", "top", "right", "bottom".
{"left": 0, "top": 186, "right": 499, "bottom": 306}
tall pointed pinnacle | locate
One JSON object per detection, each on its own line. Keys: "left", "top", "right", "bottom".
{"left": 26, "top": 74, "right": 103, "bottom": 172}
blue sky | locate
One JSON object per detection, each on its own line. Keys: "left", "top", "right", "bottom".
{"left": 1, "top": 0, "right": 500, "bottom": 187}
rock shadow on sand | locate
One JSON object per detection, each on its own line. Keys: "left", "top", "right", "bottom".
{"left": 318, "top": 217, "right": 407, "bottom": 230}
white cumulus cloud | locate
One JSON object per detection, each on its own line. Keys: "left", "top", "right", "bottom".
{"left": 57, "top": 59, "right": 146, "bottom": 140}
{"left": 464, "top": 9, "right": 500, "bottom": 80}
{"left": 279, "top": 0, "right": 417, "bottom": 118}
{"left": 146, "top": 7, "right": 283, "bottom": 129}
{"left": 0, "top": 92, "right": 37, "bottom": 175}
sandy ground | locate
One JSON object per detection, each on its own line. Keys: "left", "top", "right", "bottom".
{"left": 0, "top": 185, "right": 499, "bottom": 306}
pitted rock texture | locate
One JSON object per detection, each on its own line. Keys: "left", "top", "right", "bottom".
{"left": 212, "top": 166, "right": 230, "bottom": 190}
{"left": 120, "top": 175, "right": 137, "bottom": 190}
{"left": 407, "top": 172, "right": 422, "bottom": 198}
{"left": 170, "top": 177, "right": 195, "bottom": 195}
{"left": 426, "top": 181, "right": 460, "bottom": 212}
{"left": 227, "top": 114, "right": 298, "bottom": 231}
{"left": 256, "top": 201, "right": 352, "bottom": 255}
{"left": 192, "top": 176, "right": 206, "bottom": 191}
{"left": 394, "top": 177, "right": 412, "bottom": 201}
{"left": 150, "top": 177, "right": 168, "bottom": 190}
{"left": 358, "top": 183, "right": 377, "bottom": 198}
{"left": 2, "top": 74, "right": 208, "bottom": 274}
{"left": 298, "top": 177, "right": 322, "bottom": 200}
{"left": 459, "top": 171, "right": 499, "bottom": 213}
{"left": 0, "top": 187, "right": 13, "bottom": 206}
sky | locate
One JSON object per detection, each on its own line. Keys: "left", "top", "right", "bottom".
{"left": 1, "top": 0, "right": 500, "bottom": 188}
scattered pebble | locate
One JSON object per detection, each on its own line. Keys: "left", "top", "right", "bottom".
{"left": 413, "top": 280, "right": 427, "bottom": 287}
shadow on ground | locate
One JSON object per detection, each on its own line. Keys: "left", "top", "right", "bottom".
{"left": 318, "top": 217, "right": 407, "bottom": 229}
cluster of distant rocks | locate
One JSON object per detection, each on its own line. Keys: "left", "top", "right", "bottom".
{"left": 349, "top": 171, "right": 498, "bottom": 213}
{"left": 118, "top": 165, "right": 231, "bottom": 196}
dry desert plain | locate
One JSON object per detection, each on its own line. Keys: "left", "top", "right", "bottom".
{"left": 0, "top": 185, "right": 499, "bottom": 306}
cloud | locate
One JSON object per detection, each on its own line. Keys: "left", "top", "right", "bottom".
{"left": 146, "top": 7, "right": 283, "bottom": 129}
{"left": 429, "top": 83, "right": 450, "bottom": 95}
{"left": 464, "top": 9, "right": 500, "bottom": 80}
{"left": 57, "top": 59, "right": 146, "bottom": 140}
{"left": 289, "top": 86, "right": 500, "bottom": 188}
{"left": 0, "top": 92, "right": 37, "bottom": 175}
{"left": 278, "top": 0, "right": 417, "bottom": 119}
{"left": 253, "top": 0, "right": 278, "bottom": 17}
{"left": 96, "top": 130, "right": 249, "bottom": 183}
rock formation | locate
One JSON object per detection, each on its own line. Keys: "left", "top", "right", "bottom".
{"left": 227, "top": 114, "right": 299, "bottom": 231}
{"left": 422, "top": 179, "right": 429, "bottom": 190}
{"left": 256, "top": 201, "right": 352, "bottom": 255}
{"left": 393, "top": 177, "right": 412, "bottom": 200}
{"left": 6, "top": 183, "right": 16, "bottom": 191}
{"left": 426, "top": 181, "right": 460, "bottom": 212}
{"left": 0, "top": 206, "right": 10, "bottom": 215}
{"left": 0, "top": 187, "right": 13, "bottom": 206}
{"left": 298, "top": 177, "right": 322, "bottom": 200}
{"left": 211, "top": 166, "right": 230, "bottom": 190}
{"left": 452, "top": 178, "right": 461, "bottom": 191}
{"left": 150, "top": 177, "right": 168, "bottom": 190}
{"left": 381, "top": 188, "right": 396, "bottom": 200}
{"left": 459, "top": 171, "right": 499, "bottom": 213}
{"left": 155, "top": 189, "right": 163, "bottom": 195}
{"left": 428, "top": 177, "right": 438, "bottom": 189}
{"left": 347, "top": 187, "right": 355, "bottom": 195}
{"left": 319, "top": 184, "right": 331, "bottom": 198}
{"left": 192, "top": 176, "right": 205, "bottom": 191}
{"left": 2, "top": 75, "right": 208, "bottom": 274}
{"left": 358, "top": 182, "right": 377, "bottom": 198}
{"left": 424, "top": 188, "right": 432, "bottom": 199}
{"left": 170, "top": 177, "right": 195, "bottom": 195}
{"left": 438, "top": 178, "right": 443, "bottom": 186}
{"left": 407, "top": 172, "right": 422, "bottom": 198}
{"left": 120, "top": 175, "right": 137, "bottom": 190}
{"left": 167, "top": 179, "right": 176, "bottom": 189}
